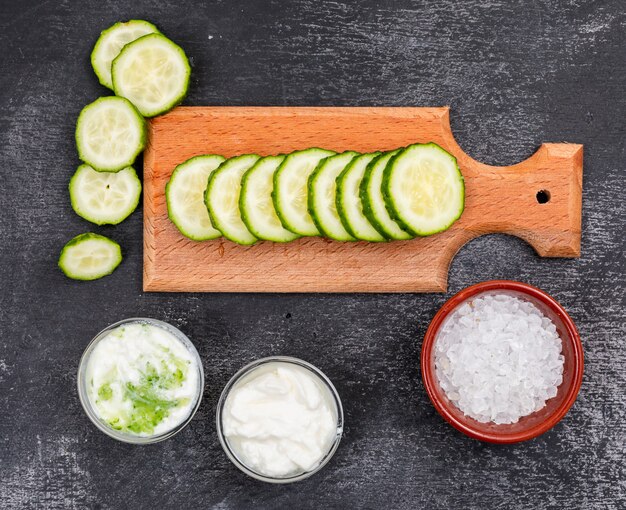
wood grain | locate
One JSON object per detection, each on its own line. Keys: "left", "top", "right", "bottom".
{"left": 143, "top": 106, "right": 583, "bottom": 292}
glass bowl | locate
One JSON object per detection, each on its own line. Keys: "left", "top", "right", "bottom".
{"left": 421, "top": 280, "right": 584, "bottom": 444}
{"left": 77, "top": 317, "right": 205, "bottom": 444}
{"left": 216, "top": 356, "right": 344, "bottom": 483}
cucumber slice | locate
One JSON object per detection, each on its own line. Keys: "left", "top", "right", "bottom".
{"left": 336, "top": 152, "right": 387, "bottom": 242}
{"left": 360, "top": 150, "right": 413, "bottom": 240}
{"left": 75, "top": 96, "right": 146, "bottom": 172}
{"left": 58, "top": 233, "right": 122, "bottom": 281}
{"left": 112, "top": 33, "right": 191, "bottom": 117}
{"left": 205, "top": 154, "right": 260, "bottom": 245}
{"left": 91, "top": 20, "right": 160, "bottom": 90}
{"left": 383, "top": 143, "right": 465, "bottom": 236}
{"left": 273, "top": 148, "right": 335, "bottom": 236}
{"left": 166, "top": 155, "right": 225, "bottom": 240}
{"left": 240, "top": 156, "right": 300, "bottom": 242}
{"left": 69, "top": 164, "right": 141, "bottom": 225}
{"left": 308, "top": 151, "right": 358, "bottom": 241}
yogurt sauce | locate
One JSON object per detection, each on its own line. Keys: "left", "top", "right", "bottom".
{"left": 222, "top": 361, "right": 338, "bottom": 478}
{"left": 85, "top": 322, "right": 200, "bottom": 437}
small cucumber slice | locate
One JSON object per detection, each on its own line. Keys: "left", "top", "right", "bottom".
{"left": 382, "top": 143, "right": 465, "bottom": 236}
{"left": 273, "top": 148, "right": 335, "bottom": 236}
{"left": 166, "top": 155, "right": 225, "bottom": 240}
{"left": 336, "top": 152, "right": 387, "bottom": 242}
{"left": 240, "top": 155, "right": 300, "bottom": 242}
{"left": 91, "top": 20, "right": 160, "bottom": 90}
{"left": 112, "top": 33, "right": 191, "bottom": 117}
{"left": 205, "top": 154, "right": 260, "bottom": 245}
{"left": 360, "top": 150, "right": 413, "bottom": 240}
{"left": 308, "top": 151, "right": 358, "bottom": 241}
{"left": 69, "top": 164, "right": 141, "bottom": 225}
{"left": 75, "top": 96, "right": 146, "bottom": 172}
{"left": 58, "top": 233, "right": 122, "bottom": 281}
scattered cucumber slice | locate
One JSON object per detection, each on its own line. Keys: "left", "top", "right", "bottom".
{"left": 336, "top": 152, "right": 387, "bottom": 242}
{"left": 308, "top": 151, "right": 358, "bottom": 241}
{"left": 91, "top": 20, "right": 160, "bottom": 90}
{"left": 360, "top": 150, "right": 413, "bottom": 240}
{"left": 382, "top": 143, "right": 465, "bottom": 236}
{"left": 166, "top": 155, "right": 225, "bottom": 240}
{"left": 75, "top": 96, "right": 146, "bottom": 172}
{"left": 240, "top": 155, "right": 300, "bottom": 242}
{"left": 69, "top": 164, "right": 141, "bottom": 225}
{"left": 112, "top": 33, "right": 191, "bottom": 117}
{"left": 58, "top": 233, "right": 122, "bottom": 281}
{"left": 273, "top": 148, "right": 335, "bottom": 236}
{"left": 205, "top": 154, "right": 260, "bottom": 245}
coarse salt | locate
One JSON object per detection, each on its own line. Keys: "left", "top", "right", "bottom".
{"left": 434, "top": 292, "right": 565, "bottom": 425}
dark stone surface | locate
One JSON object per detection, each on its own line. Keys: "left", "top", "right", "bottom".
{"left": 0, "top": 1, "right": 624, "bottom": 508}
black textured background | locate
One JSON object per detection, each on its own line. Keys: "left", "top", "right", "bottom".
{"left": 1, "top": 1, "right": 625, "bottom": 508}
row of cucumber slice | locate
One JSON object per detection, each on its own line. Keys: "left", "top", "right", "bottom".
{"left": 60, "top": 20, "right": 192, "bottom": 281}
{"left": 167, "top": 143, "right": 465, "bottom": 245}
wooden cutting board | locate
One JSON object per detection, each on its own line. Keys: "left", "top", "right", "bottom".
{"left": 143, "top": 107, "right": 582, "bottom": 293}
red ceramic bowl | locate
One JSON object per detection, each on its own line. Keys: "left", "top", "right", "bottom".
{"left": 421, "top": 280, "right": 584, "bottom": 444}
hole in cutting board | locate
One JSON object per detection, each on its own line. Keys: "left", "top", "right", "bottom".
{"left": 536, "top": 190, "right": 551, "bottom": 204}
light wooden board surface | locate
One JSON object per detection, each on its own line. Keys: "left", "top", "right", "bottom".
{"left": 143, "top": 106, "right": 582, "bottom": 292}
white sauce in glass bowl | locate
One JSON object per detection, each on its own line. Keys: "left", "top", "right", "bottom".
{"left": 221, "top": 361, "right": 338, "bottom": 478}
{"left": 85, "top": 322, "right": 200, "bottom": 437}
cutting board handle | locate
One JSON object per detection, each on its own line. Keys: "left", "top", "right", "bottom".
{"left": 437, "top": 110, "right": 583, "bottom": 259}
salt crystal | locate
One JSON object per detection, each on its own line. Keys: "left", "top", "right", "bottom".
{"left": 434, "top": 292, "right": 565, "bottom": 425}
